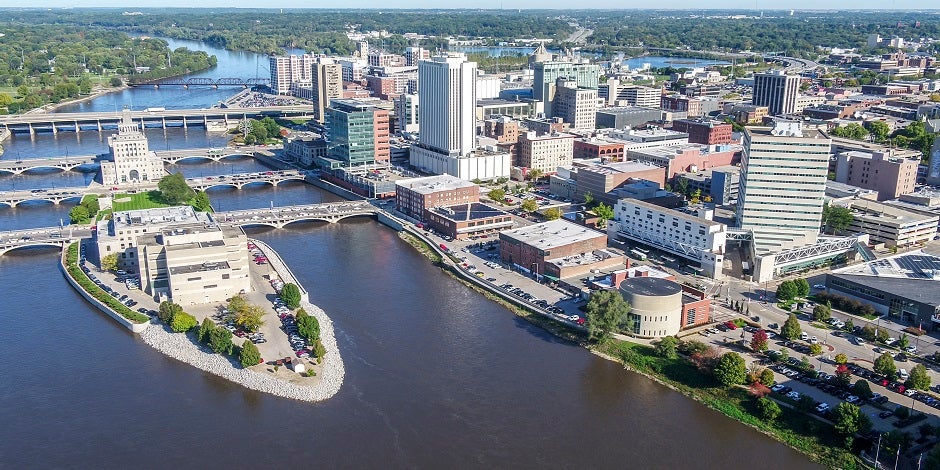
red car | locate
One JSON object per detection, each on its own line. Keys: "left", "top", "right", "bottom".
{"left": 439, "top": 244, "right": 448, "bottom": 251}
{"left": 725, "top": 321, "right": 738, "bottom": 330}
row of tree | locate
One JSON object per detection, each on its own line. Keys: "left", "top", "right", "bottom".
{"left": 775, "top": 278, "right": 811, "bottom": 302}
{"left": 69, "top": 195, "right": 101, "bottom": 224}
{"left": 157, "top": 172, "right": 212, "bottom": 211}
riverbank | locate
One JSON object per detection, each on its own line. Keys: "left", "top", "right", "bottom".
{"left": 24, "top": 84, "right": 129, "bottom": 115}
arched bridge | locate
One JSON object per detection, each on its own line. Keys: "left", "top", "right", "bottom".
{"left": 0, "top": 156, "right": 100, "bottom": 175}
{"left": 0, "top": 188, "right": 86, "bottom": 207}
{"left": 187, "top": 170, "right": 309, "bottom": 191}
{"left": 133, "top": 77, "right": 272, "bottom": 88}
{"left": 0, "top": 226, "right": 91, "bottom": 256}
{"left": 216, "top": 201, "right": 378, "bottom": 228}
{"left": 157, "top": 145, "right": 273, "bottom": 164}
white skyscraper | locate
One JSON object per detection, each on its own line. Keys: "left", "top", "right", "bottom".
{"left": 418, "top": 53, "right": 477, "bottom": 157}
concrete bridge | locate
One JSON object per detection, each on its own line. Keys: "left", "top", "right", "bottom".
{"left": 0, "top": 225, "right": 92, "bottom": 256}
{"left": 187, "top": 170, "right": 308, "bottom": 191}
{"left": 0, "top": 156, "right": 100, "bottom": 175}
{"left": 215, "top": 201, "right": 378, "bottom": 228}
{"left": 0, "top": 106, "right": 314, "bottom": 135}
{"left": 157, "top": 145, "right": 273, "bottom": 164}
{"left": 0, "top": 187, "right": 88, "bottom": 207}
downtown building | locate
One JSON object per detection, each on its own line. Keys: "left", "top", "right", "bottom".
{"left": 99, "top": 109, "right": 166, "bottom": 186}
{"left": 409, "top": 53, "right": 510, "bottom": 181}
{"left": 309, "top": 59, "right": 343, "bottom": 123}
{"left": 752, "top": 71, "right": 801, "bottom": 116}
{"left": 269, "top": 53, "right": 316, "bottom": 95}
{"left": 320, "top": 98, "right": 390, "bottom": 170}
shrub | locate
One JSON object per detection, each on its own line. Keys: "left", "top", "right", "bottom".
{"left": 814, "top": 291, "right": 876, "bottom": 317}
{"left": 239, "top": 340, "right": 261, "bottom": 368}
{"left": 714, "top": 352, "right": 747, "bottom": 387}
{"left": 756, "top": 397, "right": 782, "bottom": 421}
{"left": 280, "top": 283, "right": 302, "bottom": 310}
{"left": 169, "top": 311, "right": 198, "bottom": 333}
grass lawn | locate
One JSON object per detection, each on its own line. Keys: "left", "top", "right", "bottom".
{"left": 111, "top": 191, "right": 170, "bottom": 212}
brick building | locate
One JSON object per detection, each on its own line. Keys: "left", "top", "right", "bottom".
{"left": 573, "top": 137, "right": 625, "bottom": 161}
{"left": 424, "top": 203, "right": 514, "bottom": 240}
{"left": 499, "top": 219, "right": 617, "bottom": 280}
{"left": 395, "top": 175, "right": 480, "bottom": 220}
{"left": 517, "top": 131, "right": 575, "bottom": 174}
{"left": 671, "top": 119, "right": 733, "bottom": 145}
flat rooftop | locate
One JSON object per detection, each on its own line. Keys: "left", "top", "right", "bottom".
{"left": 624, "top": 198, "right": 723, "bottom": 227}
{"left": 619, "top": 276, "right": 682, "bottom": 297}
{"left": 835, "top": 249, "right": 940, "bottom": 280}
{"left": 500, "top": 219, "right": 605, "bottom": 251}
{"left": 581, "top": 160, "right": 663, "bottom": 175}
{"left": 112, "top": 205, "right": 208, "bottom": 230}
{"left": 169, "top": 260, "right": 232, "bottom": 276}
{"left": 395, "top": 174, "right": 478, "bottom": 194}
{"left": 847, "top": 199, "right": 938, "bottom": 225}
{"left": 431, "top": 202, "right": 509, "bottom": 222}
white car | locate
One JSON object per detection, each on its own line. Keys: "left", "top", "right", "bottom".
{"left": 787, "top": 391, "right": 801, "bottom": 400}
{"left": 905, "top": 346, "right": 917, "bottom": 353}
{"left": 813, "top": 284, "right": 825, "bottom": 289}
{"left": 810, "top": 336, "right": 818, "bottom": 345}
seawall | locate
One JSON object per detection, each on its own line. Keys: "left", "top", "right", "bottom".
{"left": 59, "top": 246, "right": 150, "bottom": 334}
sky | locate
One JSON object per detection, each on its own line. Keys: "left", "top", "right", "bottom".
{"left": 0, "top": 1, "right": 935, "bottom": 10}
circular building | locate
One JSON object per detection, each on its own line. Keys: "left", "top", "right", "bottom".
{"left": 619, "top": 277, "right": 683, "bottom": 338}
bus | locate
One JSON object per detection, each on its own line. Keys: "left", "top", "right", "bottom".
{"left": 630, "top": 249, "right": 647, "bottom": 261}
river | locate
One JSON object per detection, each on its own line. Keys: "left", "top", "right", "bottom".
{"left": 0, "top": 34, "right": 818, "bottom": 469}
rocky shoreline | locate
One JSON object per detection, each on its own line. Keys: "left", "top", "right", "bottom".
{"left": 139, "top": 298, "right": 345, "bottom": 402}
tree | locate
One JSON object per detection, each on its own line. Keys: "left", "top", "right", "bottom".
{"left": 280, "top": 283, "right": 302, "bottom": 310}
{"left": 170, "top": 311, "right": 198, "bottom": 333}
{"left": 585, "top": 290, "right": 631, "bottom": 343}
{"left": 865, "top": 120, "right": 891, "bottom": 143}
{"left": 487, "top": 188, "right": 506, "bottom": 204}
{"left": 776, "top": 280, "right": 798, "bottom": 301}
{"left": 110, "top": 77, "right": 123, "bottom": 87}
{"left": 0, "top": 93, "right": 12, "bottom": 106}
{"left": 209, "top": 327, "right": 234, "bottom": 355}
{"left": 835, "top": 364, "right": 852, "bottom": 387}
{"left": 898, "top": 334, "right": 910, "bottom": 350}
{"left": 812, "top": 304, "right": 832, "bottom": 322}
{"left": 197, "top": 317, "right": 216, "bottom": 343}
{"left": 520, "top": 198, "right": 538, "bottom": 213}
{"left": 100, "top": 253, "right": 119, "bottom": 272}
{"left": 876, "top": 328, "right": 890, "bottom": 344}
{"left": 760, "top": 368, "right": 775, "bottom": 387}
{"left": 750, "top": 329, "right": 769, "bottom": 352}
{"left": 239, "top": 340, "right": 261, "bottom": 368}
{"left": 158, "top": 301, "right": 183, "bottom": 323}
{"left": 797, "top": 394, "right": 817, "bottom": 412}
{"left": 756, "top": 397, "right": 782, "bottom": 421}
{"left": 583, "top": 192, "right": 594, "bottom": 207}
{"left": 853, "top": 379, "right": 874, "bottom": 399}
{"left": 714, "top": 352, "right": 747, "bottom": 386}
{"left": 190, "top": 191, "right": 212, "bottom": 212}
{"left": 69, "top": 205, "right": 90, "bottom": 224}
{"left": 158, "top": 172, "right": 195, "bottom": 205}
{"left": 794, "top": 278, "right": 810, "bottom": 298}
{"left": 654, "top": 336, "right": 679, "bottom": 359}
{"left": 874, "top": 352, "right": 897, "bottom": 378}
{"left": 235, "top": 304, "right": 265, "bottom": 332}
{"left": 907, "top": 364, "right": 931, "bottom": 391}
{"left": 832, "top": 402, "right": 872, "bottom": 437}
{"left": 313, "top": 339, "right": 327, "bottom": 360}
{"left": 834, "top": 353, "right": 848, "bottom": 365}
{"left": 831, "top": 123, "right": 869, "bottom": 140}
{"left": 296, "top": 308, "right": 320, "bottom": 342}
{"left": 543, "top": 207, "right": 562, "bottom": 220}
{"left": 593, "top": 203, "right": 615, "bottom": 227}
{"left": 861, "top": 324, "right": 877, "bottom": 341}
{"left": 809, "top": 343, "right": 823, "bottom": 355}
{"left": 781, "top": 313, "right": 802, "bottom": 340}
{"left": 844, "top": 319, "right": 854, "bottom": 332}
{"left": 821, "top": 203, "right": 854, "bottom": 234}
{"left": 527, "top": 168, "right": 543, "bottom": 181}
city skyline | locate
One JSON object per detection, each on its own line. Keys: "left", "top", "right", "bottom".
{"left": 0, "top": 2, "right": 935, "bottom": 10}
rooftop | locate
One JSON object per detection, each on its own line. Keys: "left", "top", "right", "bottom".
{"left": 835, "top": 249, "right": 940, "bottom": 280}
{"left": 169, "top": 260, "right": 232, "bottom": 276}
{"left": 112, "top": 206, "right": 209, "bottom": 230}
{"left": 619, "top": 276, "right": 682, "bottom": 297}
{"left": 845, "top": 199, "right": 938, "bottom": 225}
{"left": 395, "top": 174, "right": 478, "bottom": 194}
{"left": 500, "top": 219, "right": 605, "bottom": 251}
{"left": 431, "top": 202, "right": 509, "bottom": 222}
{"left": 581, "top": 160, "right": 663, "bottom": 175}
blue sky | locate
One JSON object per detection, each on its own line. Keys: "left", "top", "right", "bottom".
{"left": 0, "top": 1, "right": 934, "bottom": 9}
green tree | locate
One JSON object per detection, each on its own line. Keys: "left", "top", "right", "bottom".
{"left": 197, "top": 317, "right": 216, "bottom": 343}
{"left": 781, "top": 313, "right": 802, "bottom": 340}
{"left": 209, "top": 327, "right": 234, "bottom": 355}
{"left": 313, "top": 339, "right": 327, "bottom": 360}
{"left": 834, "top": 353, "right": 848, "bottom": 365}
{"left": 853, "top": 379, "right": 873, "bottom": 399}
{"left": 69, "top": 205, "right": 90, "bottom": 224}
{"left": 100, "top": 253, "right": 119, "bottom": 272}
{"left": 583, "top": 191, "right": 594, "bottom": 207}
{"left": 520, "top": 198, "right": 538, "bottom": 213}
{"left": 812, "top": 304, "right": 832, "bottom": 322}
{"left": 158, "top": 172, "right": 196, "bottom": 205}
{"left": 527, "top": 168, "right": 544, "bottom": 181}
{"left": 235, "top": 304, "right": 265, "bottom": 332}
{"left": 759, "top": 368, "right": 776, "bottom": 387}
{"left": 907, "top": 364, "right": 931, "bottom": 391}
{"left": 239, "top": 340, "right": 261, "bottom": 368}
{"left": 876, "top": 328, "right": 890, "bottom": 344}
{"left": 227, "top": 295, "right": 249, "bottom": 315}
{"left": 776, "top": 280, "right": 798, "bottom": 301}
{"left": 593, "top": 203, "right": 615, "bottom": 227}
{"left": 874, "top": 351, "right": 897, "bottom": 378}
{"left": 714, "top": 352, "right": 747, "bottom": 387}
{"left": 821, "top": 203, "right": 854, "bottom": 234}
{"left": 170, "top": 311, "right": 198, "bottom": 333}
{"left": 794, "top": 278, "right": 810, "bottom": 298}
{"left": 585, "top": 289, "right": 631, "bottom": 343}
{"left": 865, "top": 120, "right": 891, "bottom": 143}
{"left": 0, "top": 93, "right": 12, "bottom": 107}
{"left": 280, "top": 283, "right": 302, "bottom": 310}
{"left": 296, "top": 308, "right": 321, "bottom": 342}
{"left": 898, "top": 334, "right": 910, "bottom": 350}
{"left": 809, "top": 343, "right": 823, "bottom": 355}
{"left": 543, "top": 207, "right": 562, "bottom": 220}
{"left": 158, "top": 301, "right": 183, "bottom": 323}
{"left": 110, "top": 77, "right": 123, "bottom": 87}
{"left": 190, "top": 191, "right": 212, "bottom": 212}
{"left": 487, "top": 188, "right": 506, "bottom": 204}
{"left": 797, "top": 394, "right": 817, "bottom": 412}
{"left": 756, "top": 397, "right": 782, "bottom": 421}
{"left": 832, "top": 402, "right": 872, "bottom": 437}
{"left": 654, "top": 336, "right": 679, "bottom": 359}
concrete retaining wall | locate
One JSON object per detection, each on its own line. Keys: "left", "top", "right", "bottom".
{"left": 304, "top": 175, "right": 366, "bottom": 201}
{"left": 59, "top": 247, "right": 149, "bottom": 334}
{"left": 250, "top": 238, "right": 309, "bottom": 302}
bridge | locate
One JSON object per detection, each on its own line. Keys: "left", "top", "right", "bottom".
{"left": 0, "top": 225, "right": 92, "bottom": 256}
{"left": 0, "top": 156, "right": 100, "bottom": 175}
{"left": 0, "top": 188, "right": 88, "bottom": 207}
{"left": 0, "top": 201, "right": 379, "bottom": 256}
{"left": 0, "top": 106, "right": 314, "bottom": 135}
{"left": 187, "top": 170, "right": 308, "bottom": 191}
{"left": 131, "top": 77, "right": 271, "bottom": 88}
{"left": 762, "top": 55, "right": 819, "bottom": 74}
{"left": 157, "top": 145, "right": 272, "bottom": 164}
{"left": 215, "top": 201, "right": 378, "bottom": 227}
